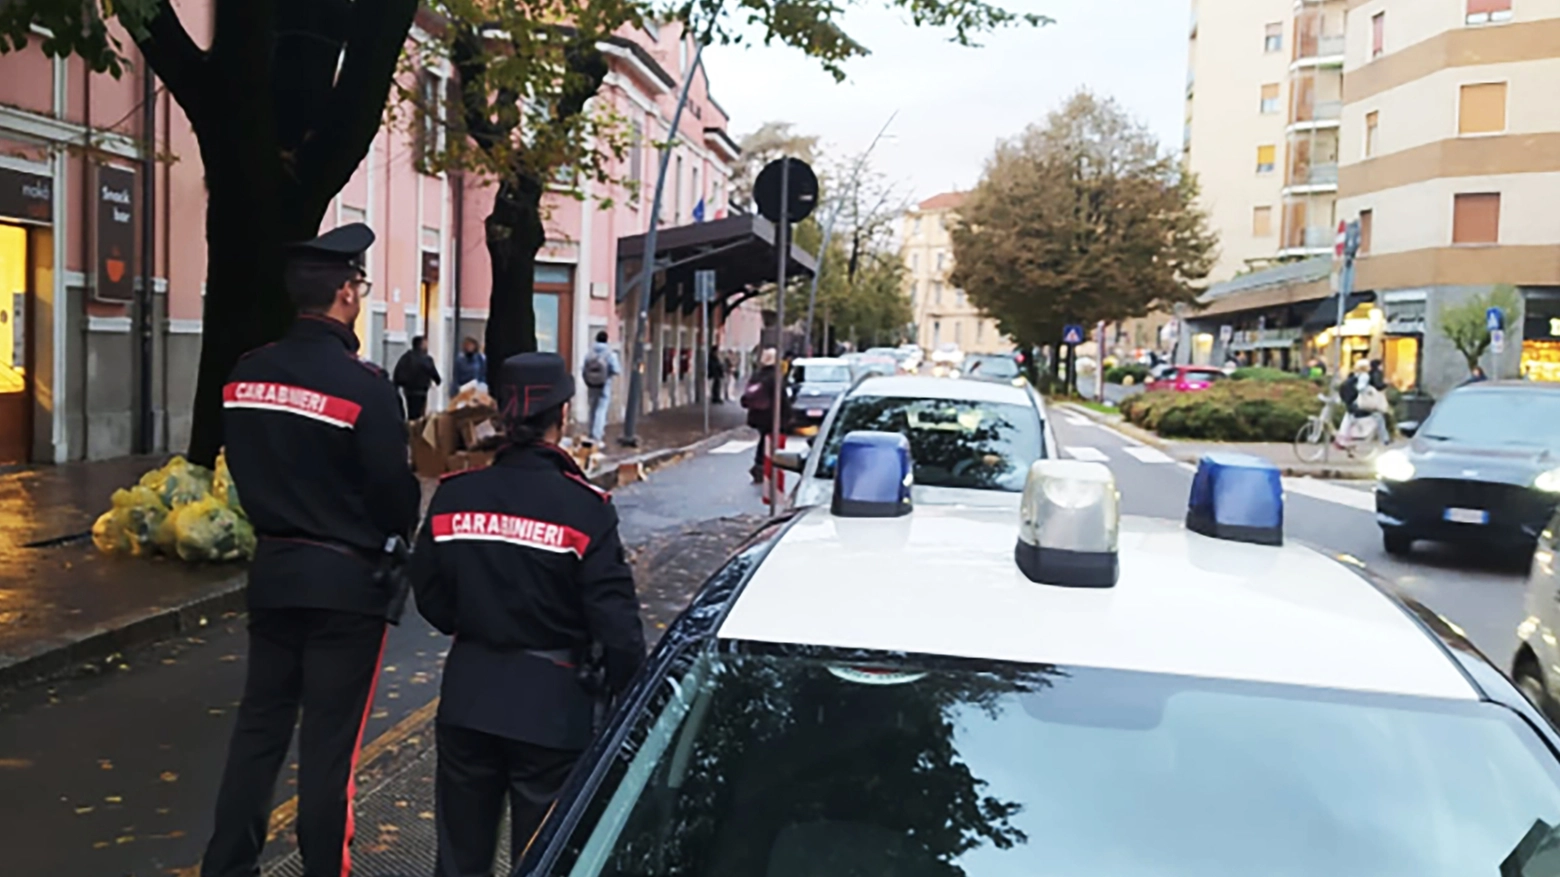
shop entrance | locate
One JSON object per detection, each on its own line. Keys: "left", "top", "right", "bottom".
{"left": 0, "top": 223, "right": 31, "bottom": 465}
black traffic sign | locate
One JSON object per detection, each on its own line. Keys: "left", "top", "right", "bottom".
{"left": 753, "top": 157, "right": 818, "bottom": 224}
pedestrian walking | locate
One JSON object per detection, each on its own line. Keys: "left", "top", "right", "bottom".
{"left": 409, "top": 351, "right": 645, "bottom": 877}
{"left": 709, "top": 345, "right": 726, "bottom": 404}
{"left": 202, "top": 223, "right": 421, "bottom": 877}
{"left": 1464, "top": 364, "right": 1489, "bottom": 385}
{"left": 741, "top": 348, "right": 791, "bottom": 484}
{"left": 453, "top": 336, "right": 487, "bottom": 389}
{"left": 581, "top": 331, "right": 621, "bottom": 443}
{"left": 394, "top": 335, "right": 442, "bottom": 419}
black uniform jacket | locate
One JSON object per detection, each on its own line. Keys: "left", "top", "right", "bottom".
{"left": 223, "top": 315, "right": 422, "bottom": 618}
{"left": 409, "top": 443, "right": 646, "bottom": 749}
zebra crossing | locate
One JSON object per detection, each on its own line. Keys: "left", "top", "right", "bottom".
{"left": 1060, "top": 441, "right": 1375, "bottom": 512}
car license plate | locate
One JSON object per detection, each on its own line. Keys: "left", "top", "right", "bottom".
{"left": 1444, "top": 507, "right": 1489, "bottom": 525}
{"left": 807, "top": 409, "right": 823, "bottom": 417}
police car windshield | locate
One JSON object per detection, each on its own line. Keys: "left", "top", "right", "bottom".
{"left": 1420, "top": 388, "right": 1560, "bottom": 448}
{"left": 549, "top": 649, "right": 1560, "bottom": 877}
{"left": 816, "top": 396, "right": 1041, "bottom": 491}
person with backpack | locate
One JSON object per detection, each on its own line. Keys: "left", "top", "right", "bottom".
{"left": 582, "top": 331, "right": 621, "bottom": 443}
{"left": 740, "top": 348, "right": 791, "bottom": 484}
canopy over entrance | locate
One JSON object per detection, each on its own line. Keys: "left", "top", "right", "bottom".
{"left": 617, "top": 214, "right": 818, "bottom": 318}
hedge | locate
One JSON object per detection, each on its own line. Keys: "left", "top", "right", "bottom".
{"left": 1118, "top": 380, "right": 1324, "bottom": 442}
{"left": 1105, "top": 363, "right": 1152, "bottom": 384}
{"left": 1230, "top": 366, "right": 1306, "bottom": 383}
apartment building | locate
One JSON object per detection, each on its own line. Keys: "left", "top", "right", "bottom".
{"left": 902, "top": 192, "right": 1007, "bottom": 354}
{"left": 1339, "top": 0, "right": 1560, "bottom": 392}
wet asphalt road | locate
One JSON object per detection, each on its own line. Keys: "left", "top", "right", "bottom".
{"left": 1046, "top": 408, "right": 1530, "bottom": 664}
{"left": 0, "top": 432, "right": 772, "bottom": 877}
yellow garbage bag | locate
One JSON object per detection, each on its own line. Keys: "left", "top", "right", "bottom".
{"left": 138, "top": 456, "right": 213, "bottom": 508}
{"left": 90, "top": 486, "right": 170, "bottom": 556}
{"left": 169, "top": 495, "right": 256, "bottom": 563}
{"left": 212, "top": 450, "right": 244, "bottom": 517}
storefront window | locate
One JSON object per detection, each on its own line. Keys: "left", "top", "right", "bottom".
{"left": 1523, "top": 290, "right": 1560, "bottom": 383}
{"left": 1384, "top": 336, "right": 1418, "bottom": 389}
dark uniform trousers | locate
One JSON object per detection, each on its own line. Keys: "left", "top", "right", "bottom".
{"left": 434, "top": 725, "right": 579, "bottom": 876}
{"left": 404, "top": 390, "right": 429, "bottom": 420}
{"left": 203, "top": 608, "right": 387, "bottom": 877}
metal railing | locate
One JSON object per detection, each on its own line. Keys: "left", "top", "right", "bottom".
{"left": 1287, "top": 161, "right": 1339, "bottom": 187}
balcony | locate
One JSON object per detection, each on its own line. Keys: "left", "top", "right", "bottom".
{"left": 1280, "top": 225, "right": 1335, "bottom": 255}
{"left": 1285, "top": 161, "right": 1339, "bottom": 190}
{"left": 1293, "top": 32, "right": 1345, "bottom": 65}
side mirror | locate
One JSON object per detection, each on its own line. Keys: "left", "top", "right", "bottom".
{"left": 773, "top": 450, "right": 807, "bottom": 473}
{"left": 1398, "top": 421, "right": 1420, "bottom": 438}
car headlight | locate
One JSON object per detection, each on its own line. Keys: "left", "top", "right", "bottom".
{"left": 1535, "top": 467, "right": 1560, "bottom": 493}
{"left": 1375, "top": 450, "right": 1415, "bottom": 482}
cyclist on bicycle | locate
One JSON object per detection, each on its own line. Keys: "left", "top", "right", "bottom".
{"left": 1337, "top": 359, "right": 1389, "bottom": 448}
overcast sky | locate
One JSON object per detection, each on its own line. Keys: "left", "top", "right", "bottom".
{"left": 703, "top": 0, "right": 1188, "bottom": 202}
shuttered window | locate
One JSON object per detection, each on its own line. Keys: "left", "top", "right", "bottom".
{"left": 1365, "top": 111, "right": 1380, "bottom": 157}
{"left": 1371, "top": 13, "right": 1385, "bottom": 58}
{"left": 1260, "top": 83, "right": 1280, "bottom": 114}
{"left": 1253, "top": 206, "right": 1273, "bottom": 237}
{"left": 1256, "top": 145, "right": 1276, "bottom": 174}
{"left": 1467, "top": 0, "right": 1513, "bottom": 24}
{"left": 1458, "top": 82, "right": 1507, "bottom": 135}
{"left": 1452, "top": 193, "right": 1500, "bottom": 244}
{"left": 1358, "top": 210, "right": 1373, "bottom": 255}
{"left": 1264, "top": 22, "right": 1282, "bottom": 52}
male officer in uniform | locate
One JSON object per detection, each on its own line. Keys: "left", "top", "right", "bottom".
{"left": 409, "top": 352, "right": 646, "bottom": 877}
{"left": 202, "top": 223, "right": 422, "bottom": 877}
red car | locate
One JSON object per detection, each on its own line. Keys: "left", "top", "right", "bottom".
{"left": 1147, "top": 365, "right": 1228, "bottom": 393}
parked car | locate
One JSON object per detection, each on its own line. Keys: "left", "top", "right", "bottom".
{"left": 1147, "top": 365, "right": 1227, "bottom": 393}
{"left": 961, "top": 352, "right": 1024, "bottom": 385}
{"left": 1375, "top": 381, "right": 1560, "bottom": 557}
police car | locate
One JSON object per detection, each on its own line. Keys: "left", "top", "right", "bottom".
{"left": 514, "top": 439, "right": 1560, "bottom": 876}
{"left": 776, "top": 375, "right": 1058, "bottom": 509}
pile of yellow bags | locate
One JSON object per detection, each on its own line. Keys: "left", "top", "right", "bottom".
{"left": 92, "top": 453, "right": 255, "bottom": 563}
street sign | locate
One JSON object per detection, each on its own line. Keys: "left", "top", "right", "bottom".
{"left": 1343, "top": 220, "right": 1361, "bottom": 260}
{"left": 1335, "top": 220, "right": 1348, "bottom": 259}
{"left": 1219, "top": 324, "right": 1234, "bottom": 344}
{"left": 754, "top": 157, "right": 819, "bottom": 224}
{"left": 694, "top": 269, "right": 717, "bottom": 303}
{"left": 1062, "top": 324, "right": 1084, "bottom": 345}
{"left": 1486, "top": 307, "right": 1505, "bottom": 333}
{"left": 1491, "top": 328, "right": 1506, "bottom": 354}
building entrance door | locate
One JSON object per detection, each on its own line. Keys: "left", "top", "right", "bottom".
{"left": 0, "top": 223, "right": 31, "bottom": 465}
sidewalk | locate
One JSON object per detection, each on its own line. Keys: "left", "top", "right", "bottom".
{"left": 0, "top": 404, "right": 750, "bottom": 690}
{"left": 1058, "top": 402, "right": 1390, "bottom": 479}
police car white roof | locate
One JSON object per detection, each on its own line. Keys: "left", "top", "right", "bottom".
{"left": 517, "top": 437, "right": 1560, "bottom": 877}
{"left": 783, "top": 374, "right": 1058, "bottom": 509}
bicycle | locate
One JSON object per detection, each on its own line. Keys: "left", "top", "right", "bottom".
{"left": 1294, "top": 393, "right": 1388, "bottom": 463}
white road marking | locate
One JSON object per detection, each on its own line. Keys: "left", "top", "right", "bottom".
{"left": 711, "top": 439, "right": 758, "bottom": 455}
{"left": 1065, "top": 446, "right": 1110, "bottom": 462}
{"left": 1122, "top": 446, "right": 1175, "bottom": 464}
{"left": 1283, "top": 477, "right": 1377, "bottom": 512}
{"left": 1061, "top": 414, "right": 1097, "bottom": 427}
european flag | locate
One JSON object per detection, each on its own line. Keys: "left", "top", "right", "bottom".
{"left": 692, "top": 198, "right": 706, "bottom": 223}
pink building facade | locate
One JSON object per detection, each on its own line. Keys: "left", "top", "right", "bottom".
{"left": 0, "top": 15, "right": 769, "bottom": 465}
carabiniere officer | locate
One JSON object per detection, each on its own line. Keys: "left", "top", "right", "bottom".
{"left": 409, "top": 351, "right": 647, "bottom": 876}
{"left": 202, "top": 224, "right": 422, "bottom": 877}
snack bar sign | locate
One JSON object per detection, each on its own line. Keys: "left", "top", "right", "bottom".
{"left": 96, "top": 165, "right": 137, "bottom": 303}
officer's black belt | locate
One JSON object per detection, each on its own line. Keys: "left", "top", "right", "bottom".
{"left": 258, "top": 534, "right": 378, "bottom": 565}
{"left": 524, "top": 648, "right": 574, "bottom": 666}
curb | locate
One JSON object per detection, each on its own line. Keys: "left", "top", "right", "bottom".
{"left": 0, "top": 431, "right": 744, "bottom": 692}
{"left": 587, "top": 426, "right": 749, "bottom": 491}
{"left": 1056, "top": 403, "right": 1375, "bottom": 481}
{"left": 0, "top": 571, "right": 249, "bottom": 691}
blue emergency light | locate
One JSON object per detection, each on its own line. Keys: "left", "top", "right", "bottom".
{"left": 831, "top": 431, "right": 913, "bottom": 518}
{"left": 1185, "top": 453, "right": 1284, "bottom": 546}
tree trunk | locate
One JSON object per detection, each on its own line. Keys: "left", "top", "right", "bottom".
{"left": 482, "top": 175, "right": 547, "bottom": 388}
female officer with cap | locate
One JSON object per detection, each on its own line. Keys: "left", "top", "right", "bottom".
{"left": 409, "top": 351, "right": 646, "bottom": 876}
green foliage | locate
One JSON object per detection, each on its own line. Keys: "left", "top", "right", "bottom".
{"left": 1105, "top": 363, "right": 1150, "bottom": 384}
{"left": 950, "top": 90, "right": 1216, "bottom": 351}
{"left": 1439, "top": 284, "right": 1522, "bottom": 374}
{"left": 1119, "top": 381, "right": 1323, "bottom": 442}
{"left": 0, "top": 0, "right": 161, "bottom": 76}
{"left": 1230, "top": 366, "right": 1299, "bottom": 383}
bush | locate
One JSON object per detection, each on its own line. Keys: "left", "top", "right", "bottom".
{"left": 1120, "top": 380, "right": 1324, "bottom": 442}
{"left": 1230, "top": 366, "right": 1299, "bottom": 383}
{"left": 1105, "top": 363, "right": 1152, "bottom": 385}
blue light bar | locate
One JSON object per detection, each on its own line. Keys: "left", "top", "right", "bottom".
{"left": 1185, "top": 453, "right": 1283, "bottom": 546}
{"left": 832, "top": 431, "right": 913, "bottom": 518}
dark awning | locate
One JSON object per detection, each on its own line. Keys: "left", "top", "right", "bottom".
{"left": 1302, "top": 292, "right": 1373, "bottom": 329}
{"left": 616, "top": 214, "right": 817, "bottom": 317}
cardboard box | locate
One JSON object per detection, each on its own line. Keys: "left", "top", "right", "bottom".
{"left": 409, "top": 419, "right": 447, "bottom": 478}
{"left": 446, "top": 449, "right": 496, "bottom": 473}
{"left": 458, "top": 414, "right": 501, "bottom": 450}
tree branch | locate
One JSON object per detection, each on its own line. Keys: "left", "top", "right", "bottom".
{"left": 127, "top": 0, "right": 209, "bottom": 121}
{"left": 293, "top": 0, "right": 418, "bottom": 212}
{"left": 451, "top": 26, "right": 516, "bottom": 157}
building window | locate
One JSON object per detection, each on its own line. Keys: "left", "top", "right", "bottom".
{"left": 933, "top": 320, "right": 942, "bottom": 346}
{"left": 936, "top": 251, "right": 945, "bottom": 272}
{"left": 1256, "top": 145, "right": 1276, "bottom": 174}
{"left": 643, "top": 18, "right": 660, "bottom": 40}
{"left": 1264, "top": 22, "right": 1283, "bottom": 53}
{"left": 1358, "top": 210, "right": 1373, "bottom": 255}
{"left": 913, "top": 216, "right": 922, "bottom": 234}
{"left": 1253, "top": 206, "right": 1273, "bottom": 237}
{"left": 673, "top": 155, "right": 683, "bottom": 224}
{"left": 1458, "top": 82, "right": 1508, "bottom": 135}
{"left": 1365, "top": 111, "right": 1379, "bottom": 157}
{"left": 628, "top": 120, "right": 643, "bottom": 206}
{"left": 910, "top": 283, "right": 918, "bottom": 309}
{"left": 414, "top": 69, "right": 445, "bottom": 174}
{"left": 934, "top": 281, "right": 944, "bottom": 305}
{"left": 1452, "top": 193, "right": 1501, "bottom": 244}
{"left": 976, "top": 321, "right": 984, "bottom": 343}
{"left": 678, "top": 38, "right": 688, "bottom": 73}
{"left": 1467, "top": 0, "right": 1513, "bottom": 25}
{"left": 1371, "top": 13, "right": 1385, "bottom": 59}
{"left": 1260, "top": 83, "right": 1280, "bottom": 114}
{"left": 911, "top": 252, "right": 919, "bottom": 271}
{"left": 954, "top": 321, "right": 963, "bottom": 345}
{"left": 955, "top": 289, "right": 966, "bottom": 307}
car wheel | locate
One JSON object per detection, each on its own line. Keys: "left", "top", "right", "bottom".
{"left": 1383, "top": 529, "right": 1414, "bottom": 557}
{"left": 1515, "top": 655, "right": 1550, "bottom": 712}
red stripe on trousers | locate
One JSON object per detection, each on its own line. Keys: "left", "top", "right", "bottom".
{"left": 341, "top": 627, "right": 388, "bottom": 877}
